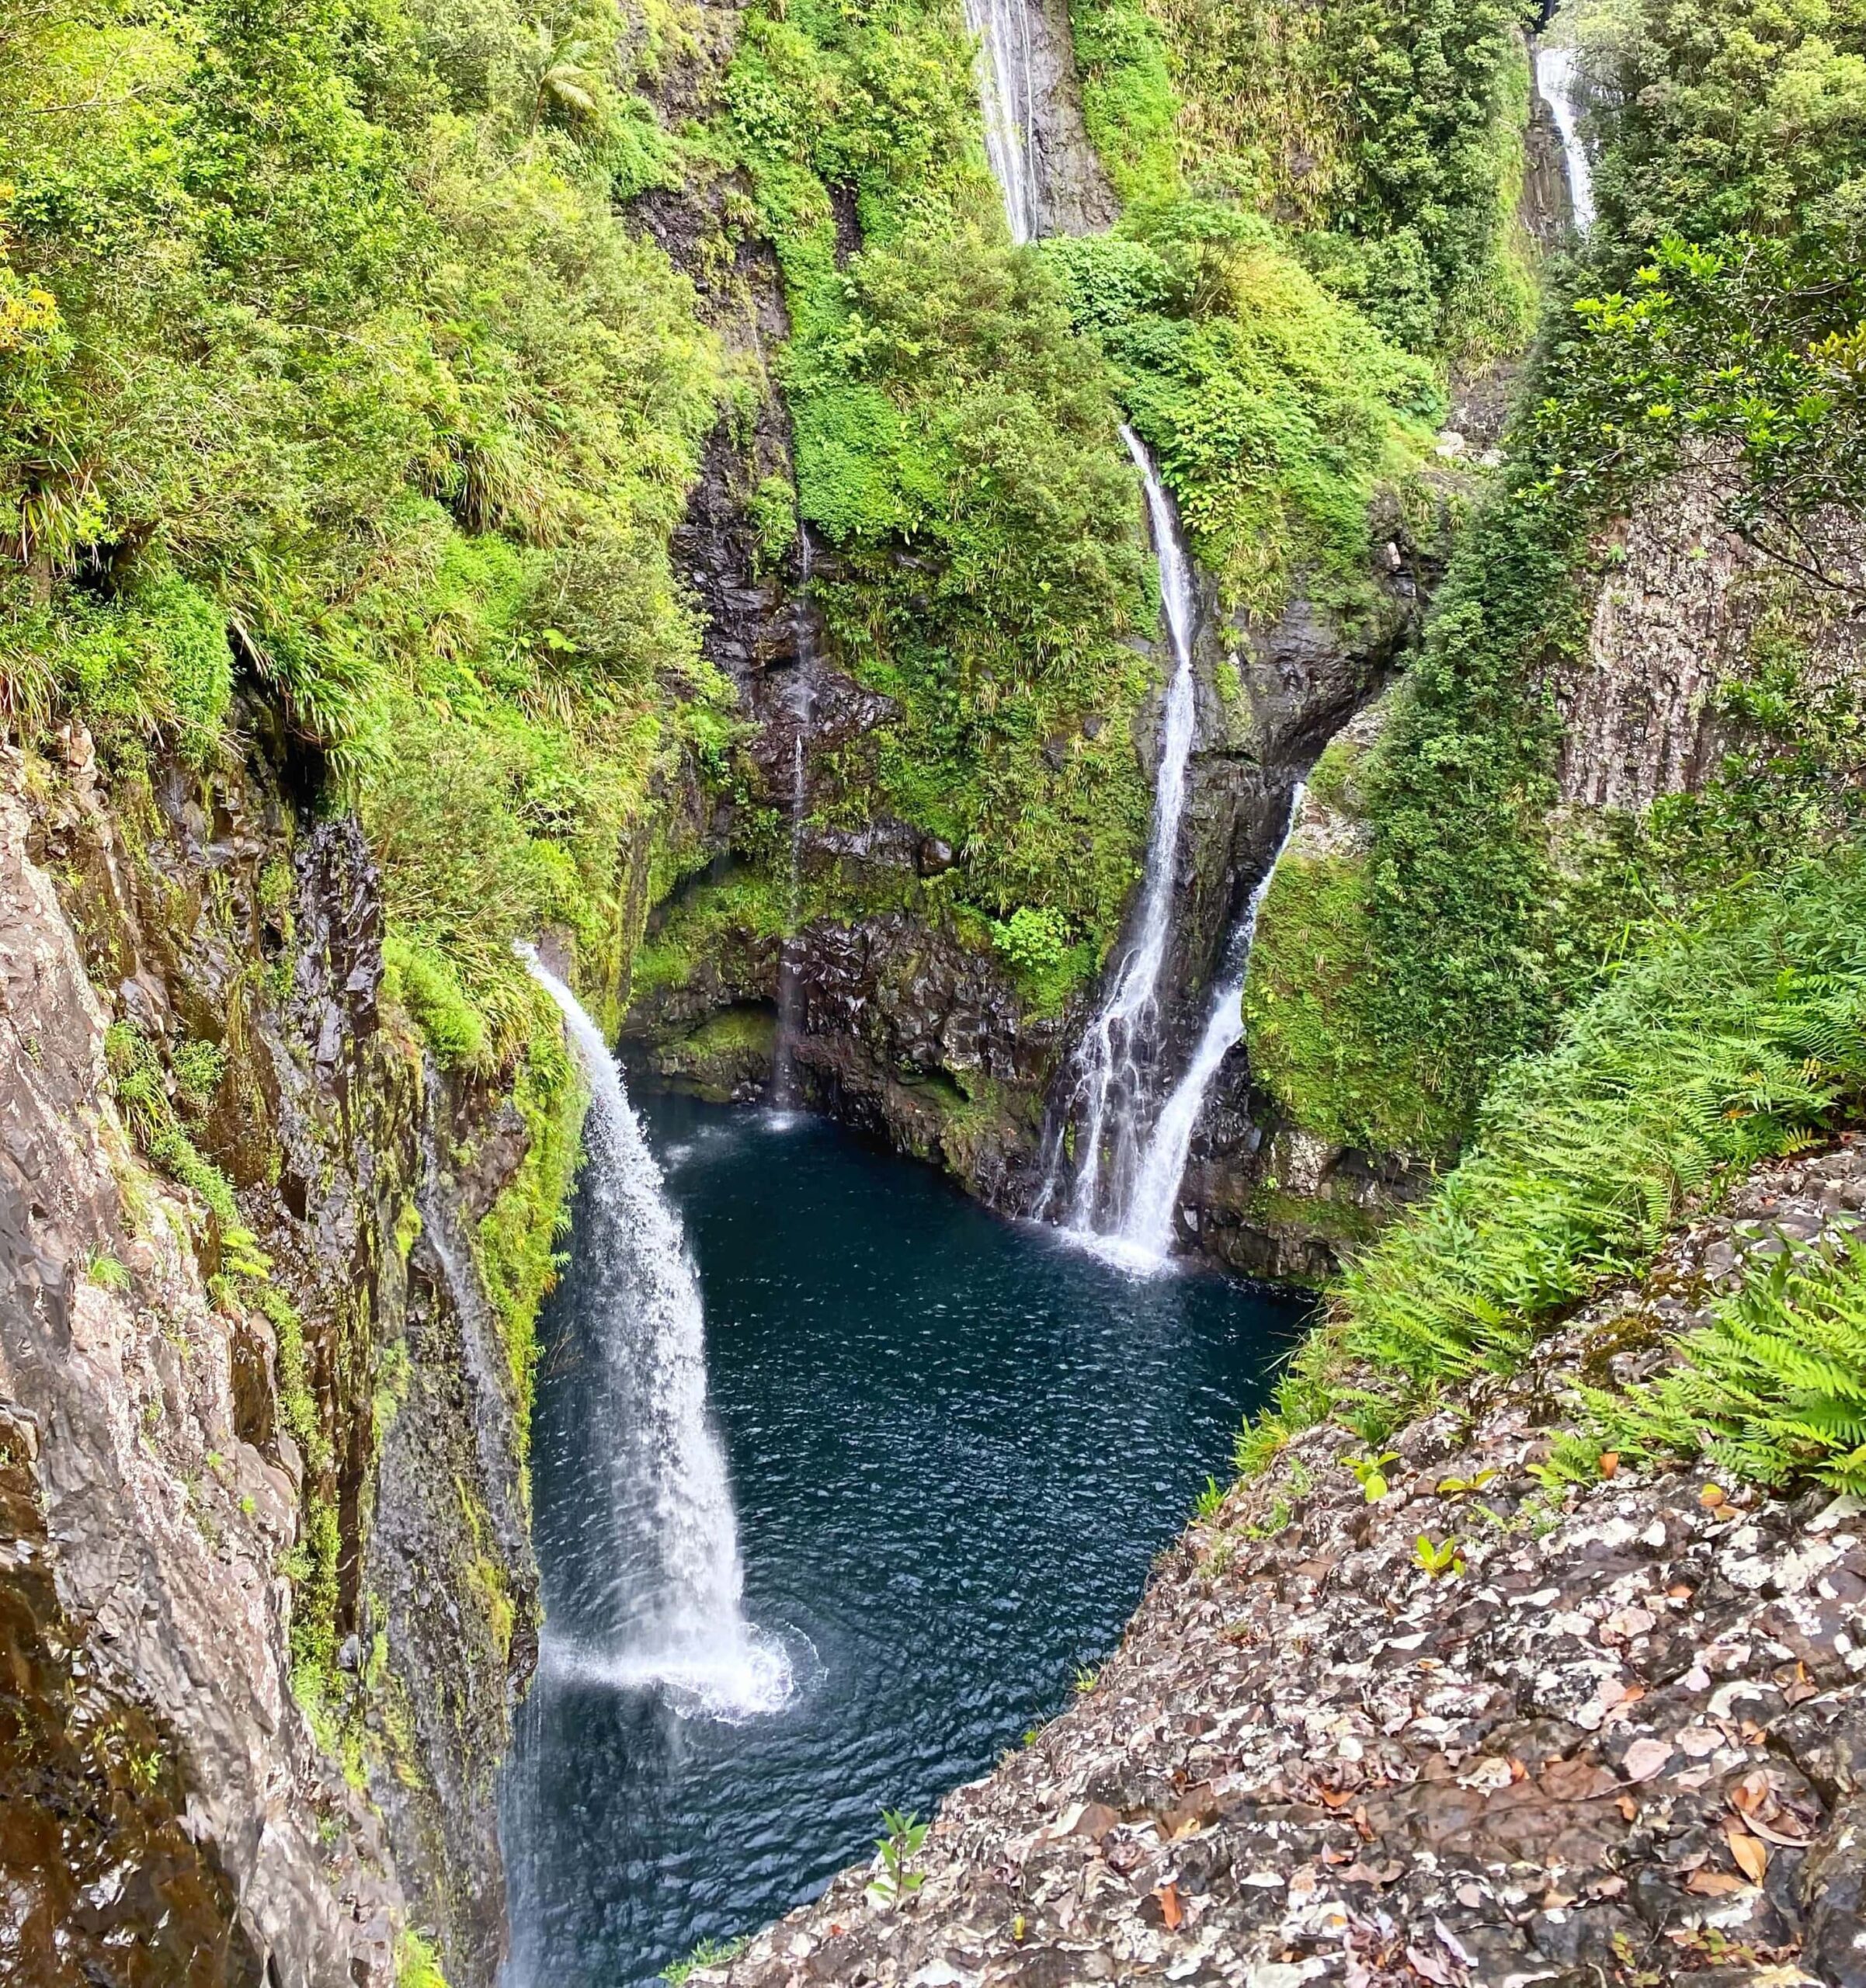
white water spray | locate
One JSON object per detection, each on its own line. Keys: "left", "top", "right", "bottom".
{"left": 964, "top": 0, "right": 1041, "bottom": 242}
{"left": 521, "top": 949, "right": 793, "bottom": 1721}
{"left": 1536, "top": 43, "right": 1594, "bottom": 233}
{"left": 1037, "top": 427, "right": 1199, "bottom": 1234}
{"left": 1112, "top": 782, "right": 1307, "bottom": 1267}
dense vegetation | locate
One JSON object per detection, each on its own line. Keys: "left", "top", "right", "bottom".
{"left": 1239, "top": 0, "right": 1866, "bottom": 1503}
{"left": 2, "top": 0, "right": 729, "bottom": 1053}
{"left": 1070, "top": 0, "right": 1539, "bottom": 353}
{"left": 1245, "top": 0, "right": 1866, "bottom": 1154}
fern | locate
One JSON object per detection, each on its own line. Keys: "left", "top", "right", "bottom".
{"left": 1333, "top": 857, "right": 1866, "bottom": 1393}
{"left": 1597, "top": 1236, "right": 1866, "bottom": 1494}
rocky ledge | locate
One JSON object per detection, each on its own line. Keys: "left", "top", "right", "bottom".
{"left": 700, "top": 1142, "right": 1866, "bottom": 1988}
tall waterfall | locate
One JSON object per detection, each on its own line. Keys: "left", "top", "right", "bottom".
{"left": 964, "top": 0, "right": 1041, "bottom": 242}
{"left": 1037, "top": 427, "right": 1199, "bottom": 1234}
{"left": 772, "top": 538, "right": 816, "bottom": 1115}
{"left": 521, "top": 949, "right": 792, "bottom": 1720}
{"left": 1114, "top": 783, "right": 1307, "bottom": 1263}
{"left": 1536, "top": 44, "right": 1594, "bottom": 232}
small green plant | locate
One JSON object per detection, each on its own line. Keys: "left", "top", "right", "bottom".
{"left": 1347, "top": 1451, "right": 1399, "bottom": 1502}
{"left": 1413, "top": 1533, "right": 1465, "bottom": 1580}
{"left": 1192, "top": 1475, "right": 1225, "bottom": 1520}
{"left": 865, "top": 1809, "right": 928, "bottom": 1908}
{"left": 84, "top": 1249, "right": 130, "bottom": 1290}
{"left": 660, "top": 1934, "right": 749, "bottom": 1984}
{"left": 1072, "top": 1663, "right": 1097, "bottom": 1694}
{"left": 1435, "top": 1467, "right": 1498, "bottom": 1497}
{"left": 1527, "top": 1432, "right": 1613, "bottom": 1490}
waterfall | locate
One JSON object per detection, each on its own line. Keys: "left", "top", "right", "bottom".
{"left": 1114, "top": 782, "right": 1307, "bottom": 1264}
{"left": 964, "top": 0, "right": 1041, "bottom": 242}
{"left": 772, "top": 540, "right": 816, "bottom": 1116}
{"left": 520, "top": 949, "right": 793, "bottom": 1720}
{"left": 1037, "top": 427, "right": 1199, "bottom": 1234}
{"left": 1536, "top": 43, "right": 1594, "bottom": 232}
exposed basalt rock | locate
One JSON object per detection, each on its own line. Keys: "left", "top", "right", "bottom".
{"left": 696, "top": 1143, "right": 1866, "bottom": 1988}
{"left": 0, "top": 746, "right": 400, "bottom": 1985}
{"left": 1555, "top": 470, "right": 1866, "bottom": 812}
{"left": 9, "top": 730, "right": 540, "bottom": 1986}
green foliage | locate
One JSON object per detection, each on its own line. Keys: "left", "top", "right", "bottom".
{"left": 866, "top": 1808, "right": 929, "bottom": 1906}
{"left": 1413, "top": 1531, "right": 1464, "bottom": 1578}
{"left": 1191, "top": 1473, "right": 1225, "bottom": 1518}
{"left": 1575, "top": 0, "right": 1866, "bottom": 256}
{"left": 1044, "top": 207, "right": 1441, "bottom": 618}
{"left": 660, "top": 1936, "right": 749, "bottom": 1985}
{"left": 1335, "top": 858, "right": 1866, "bottom": 1393}
{"left": 1597, "top": 1238, "right": 1866, "bottom": 1494}
{"left": 477, "top": 995, "right": 585, "bottom": 1444}
{"left": 1081, "top": 0, "right": 1535, "bottom": 352}
{"left": 396, "top": 1928, "right": 450, "bottom": 1988}
{"left": 1069, "top": 0, "right": 1180, "bottom": 205}
{"left": 1347, "top": 1450, "right": 1398, "bottom": 1501}
{"left": 708, "top": 0, "right": 1166, "bottom": 976}
{"left": 2, "top": 0, "right": 727, "bottom": 1044}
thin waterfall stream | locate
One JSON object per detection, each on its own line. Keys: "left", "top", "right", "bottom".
{"left": 772, "top": 537, "right": 816, "bottom": 1114}
{"left": 1036, "top": 426, "right": 1198, "bottom": 1241}
{"left": 963, "top": 0, "right": 1040, "bottom": 242}
{"left": 1536, "top": 42, "right": 1594, "bottom": 231}
{"left": 1115, "top": 782, "right": 1307, "bottom": 1263}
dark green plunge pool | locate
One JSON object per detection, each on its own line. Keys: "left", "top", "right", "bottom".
{"left": 499, "top": 1087, "right": 1305, "bottom": 1986}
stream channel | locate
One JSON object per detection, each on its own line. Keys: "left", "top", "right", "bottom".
{"left": 500, "top": 1085, "right": 1306, "bottom": 1986}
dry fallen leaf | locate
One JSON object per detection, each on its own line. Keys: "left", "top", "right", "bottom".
{"left": 1700, "top": 1483, "right": 1726, "bottom": 1508}
{"left": 1684, "top": 1868, "right": 1748, "bottom": 1897}
{"left": 1727, "top": 1827, "right": 1769, "bottom": 1884}
{"left": 1599, "top": 1451, "right": 1620, "bottom": 1478}
{"left": 1618, "top": 1795, "right": 1638, "bottom": 1822}
{"left": 1154, "top": 1883, "right": 1183, "bottom": 1931}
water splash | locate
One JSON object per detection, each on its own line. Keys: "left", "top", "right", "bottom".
{"left": 1110, "top": 782, "right": 1307, "bottom": 1267}
{"left": 520, "top": 947, "right": 794, "bottom": 1721}
{"left": 1037, "top": 427, "right": 1199, "bottom": 1233}
{"left": 1536, "top": 43, "right": 1594, "bottom": 233}
{"left": 964, "top": 0, "right": 1041, "bottom": 242}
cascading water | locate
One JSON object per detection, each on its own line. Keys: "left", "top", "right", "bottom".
{"left": 772, "top": 540, "right": 816, "bottom": 1114}
{"left": 1114, "top": 782, "right": 1307, "bottom": 1265}
{"left": 1536, "top": 43, "right": 1594, "bottom": 232}
{"left": 1036, "top": 427, "right": 1199, "bottom": 1235}
{"left": 519, "top": 948, "right": 793, "bottom": 1719}
{"left": 963, "top": 0, "right": 1041, "bottom": 243}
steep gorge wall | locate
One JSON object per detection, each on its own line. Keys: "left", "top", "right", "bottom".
{"left": 2, "top": 728, "right": 547, "bottom": 1986}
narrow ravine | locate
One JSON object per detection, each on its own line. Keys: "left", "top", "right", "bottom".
{"left": 499, "top": 1086, "right": 1301, "bottom": 1984}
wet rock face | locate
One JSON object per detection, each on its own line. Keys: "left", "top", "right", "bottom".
{"left": 1008, "top": 0, "right": 1119, "bottom": 239}
{"left": 695, "top": 1143, "right": 1866, "bottom": 1988}
{"left": 1151, "top": 509, "right": 1451, "bottom": 1277}
{"left": 8, "top": 732, "right": 537, "bottom": 1987}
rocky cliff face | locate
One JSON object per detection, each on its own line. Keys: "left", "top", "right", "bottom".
{"left": 1, "top": 728, "right": 541, "bottom": 1986}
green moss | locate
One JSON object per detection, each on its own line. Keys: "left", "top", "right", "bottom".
{"left": 397, "top": 1927, "right": 450, "bottom": 1988}
{"left": 477, "top": 996, "right": 586, "bottom": 1448}
{"left": 1244, "top": 847, "right": 1454, "bottom": 1153}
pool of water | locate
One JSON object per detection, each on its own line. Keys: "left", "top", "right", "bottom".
{"left": 499, "top": 1090, "right": 1306, "bottom": 1986}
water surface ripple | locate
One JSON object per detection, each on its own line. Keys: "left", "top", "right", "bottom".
{"left": 501, "top": 1093, "right": 1305, "bottom": 1986}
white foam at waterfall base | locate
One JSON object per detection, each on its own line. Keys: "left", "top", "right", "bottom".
{"left": 1537, "top": 43, "right": 1594, "bottom": 231}
{"left": 1037, "top": 427, "right": 1199, "bottom": 1235}
{"left": 519, "top": 947, "right": 795, "bottom": 1722}
{"left": 1112, "top": 782, "right": 1308, "bottom": 1268}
